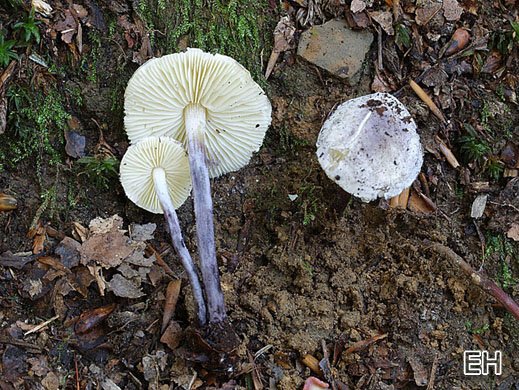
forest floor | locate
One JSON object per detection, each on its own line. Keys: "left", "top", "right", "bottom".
{"left": 0, "top": 0, "right": 518, "bottom": 389}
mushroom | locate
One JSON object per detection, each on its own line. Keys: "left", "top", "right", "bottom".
{"left": 119, "top": 136, "right": 207, "bottom": 325}
{"left": 316, "top": 92, "right": 423, "bottom": 202}
{"left": 124, "top": 48, "right": 272, "bottom": 327}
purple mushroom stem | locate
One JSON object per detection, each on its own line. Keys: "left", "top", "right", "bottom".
{"left": 185, "top": 104, "right": 228, "bottom": 324}
{"left": 153, "top": 167, "right": 208, "bottom": 326}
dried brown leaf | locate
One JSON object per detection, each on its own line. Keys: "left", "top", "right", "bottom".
{"left": 507, "top": 224, "right": 519, "bottom": 241}
{"left": 162, "top": 279, "right": 182, "bottom": 333}
{"left": 160, "top": 321, "right": 183, "bottom": 350}
{"left": 74, "top": 303, "right": 116, "bottom": 334}
{"left": 108, "top": 274, "right": 144, "bottom": 298}
{"left": 443, "top": 0, "right": 463, "bottom": 21}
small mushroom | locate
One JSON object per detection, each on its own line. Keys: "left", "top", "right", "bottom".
{"left": 120, "top": 136, "right": 207, "bottom": 325}
{"left": 316, "top": 92, "right": 423, "bottom": 202}
{"left": 124, "top": 49, "right": 272, "bottom": 327}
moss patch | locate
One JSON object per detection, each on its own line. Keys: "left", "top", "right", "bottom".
{"left": 136, "top": 0, "right": 274, "bottom": 81}
{"left": 1, "top": 85, "right": 69, "bottom": 174}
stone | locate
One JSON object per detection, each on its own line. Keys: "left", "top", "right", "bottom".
{"left": 297, "top": 18, "right": 373, "bottom": 82}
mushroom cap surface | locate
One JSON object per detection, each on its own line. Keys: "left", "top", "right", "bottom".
{"left": 316, "top": 92, "right": 423, "bottom": 202}
{"left": 124, "top": 48, "right": 272, "bottom": 178}
{"left": 120, "top": 137, "right": 191, "bottom": 214}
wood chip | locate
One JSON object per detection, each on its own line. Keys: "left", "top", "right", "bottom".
{"left": 470, "top": 195, "right": 488, "bottom": 219}
{"left": 302, "top": 354, "right": 323, "bottom": 376}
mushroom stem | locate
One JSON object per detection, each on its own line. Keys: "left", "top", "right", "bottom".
{"left": 152, "top": 167, "right": 207, "bottom": 326}
{"left": 184, "top": 104, "right": 228, "bottom": 324}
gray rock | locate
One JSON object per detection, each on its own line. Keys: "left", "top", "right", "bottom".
{"left": 297, "top": 19, "right": 374, "bottom": 81}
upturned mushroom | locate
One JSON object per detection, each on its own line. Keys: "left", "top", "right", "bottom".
{"left": 119, "top": 136, "right": 207, "bottom": 325}
{"left": 124, "top": 48, "right": 272, "bottom": 328}
{"left": 316, "top": 92, "right": 423, "bottom": 202}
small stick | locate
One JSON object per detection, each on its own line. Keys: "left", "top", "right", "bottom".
{"left": 409, "top": 79, "right": 447, "bottom": 124}
{"left": 430, "top": 243, "right": 519, "bottom": 321}
{"left": 344, "top": 333, "right": 388, "bottom": 355}
{"left": 74, "top": 352, "right": 81, "bottom": 390}
{"left": 436, "top": 137, "right": 460, "bottom": 169}
{"left": 24, "top": 315, "right": 59, "bottom": 336}
{"left": 426, "top": 353, "right": 439, "bottom": 390}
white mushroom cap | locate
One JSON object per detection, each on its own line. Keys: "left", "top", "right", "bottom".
{"left": 316, "top": 92, "right": 423, "bottom": 202}
{"left": 120, "top": 137, "right": 191, "bottom": 214}
{"left": 124, "top": 48, "right": 272, "bottom": 178}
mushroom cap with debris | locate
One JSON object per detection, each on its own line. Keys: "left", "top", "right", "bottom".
{"left": 120, "top": 136, "right": 191, "bottom": 214}
{"left": 316, "top": 92, "right": 423, "bottom": 202}
{"left": 124, "top": 48, "right": 272, "bottom": 178}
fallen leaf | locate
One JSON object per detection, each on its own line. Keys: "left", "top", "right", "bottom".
{"left": 162, "top": 280, "right": 182, "bottom": 333}
{"left": 89, "top": 215, "right": 124, "bottom": 235}
{"left": 415, "top": 3, "right": 442, "bottom": 26}
{"left": 54, "top": 10, "right": 78, "bottom": 44}
{"left": 408, "top": 356, "right": 428, "bottom": 386}
{"left": 72, "top": 4, "right": 88, "bottom": 19}
{"left": 72, "top": 221, "right": 89, "bottom": 242}
{"left": 130, "top": 223, "right": 156, "bottom": 241}
{"left": 75, "top": 303, "right": 116, "bottom": 334}
{"left": 2, "top": 345, "right": 27, "bottom": 383}
{"left": 55, "top": 237, "right": 81, "bottom": 268}
{"left": 481, "top": 51, "right": 503, "bottom": 74}
{"left": 32, "top": 0, "right": 52, "bottom": 17}
{"left": 265, "top": 16, "right": 296, "bottom": 79}
{"left": 27, "top": 356, "right": 50, "bottom": 377}
{"left": 41, "top": 371, "right": 60, "bottom": 390}
{"left": 108, "top": 274, "right": 144, "bottom": 298}
{"left": 142, "top": 351, "right": 168, "bottom": 383}
{"left": 369, "top": 11, "right": 394, "bottom": 35}
{"left": 443, "top": 0, "right": 463, "bottom": 21}
{"left": 507, "top": 224, "right": 519, "bottom": 241}
{"left": 471, "top": 195, "right": 488, "bottom": 219}
{"left": 64, "top": 131, "right": 86, "bottom": 158}
{"left": 80, "top": 227, "right": 134, "bottom": 268}
{"left": 350, "top": 0, "right": 366, "bottom": 13}
{"left": 160, "top": 321, "right": 183, "bottom": 350}
{"left": 501, "top": 142, "right": 519, "bottom": 168}
{"left": 408, "top": 189, "right": 436, "bottom": 213}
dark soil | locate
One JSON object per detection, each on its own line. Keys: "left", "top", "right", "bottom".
{"left": 0, "top": 1, "right": 518, "bottom": 389}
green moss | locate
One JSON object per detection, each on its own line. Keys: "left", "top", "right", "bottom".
{"left": 81, "top": 30, "right": 102, "bottom": 83}
{"left": 1, "top": 85, "right": 69, "bottom": 174}
{"left": 135, "top": 0, "right": 273, "bottom": 81}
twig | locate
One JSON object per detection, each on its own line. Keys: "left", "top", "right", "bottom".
{"left": 74, "top": 352, "right": 81, "bottom": 390}
{"left": 24, "top": 315, "right": 59, "bottom": 336}
{"left": 409, "top": 79, "right": 446, "bottom": 124}
{"left": 430, "top": 243, "right": 519, "bottom": 321}
{"left": 426, "top": 353, "right": 439, "bottom": 390}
